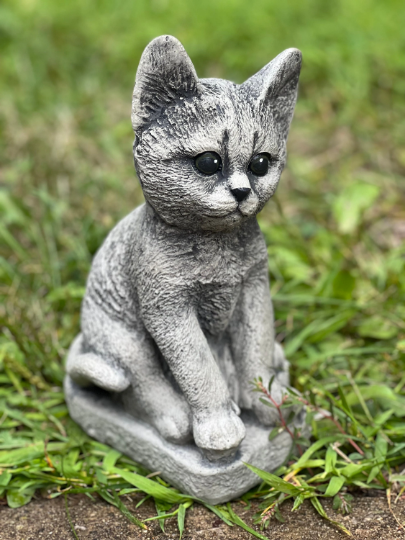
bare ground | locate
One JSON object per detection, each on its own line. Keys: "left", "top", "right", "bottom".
{"left": 1, "top": 492, "right": 405, "bottom": 540}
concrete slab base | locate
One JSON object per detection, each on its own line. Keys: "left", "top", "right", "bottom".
{"left": 64, "top": 375, "right": 295, "bottom": 505}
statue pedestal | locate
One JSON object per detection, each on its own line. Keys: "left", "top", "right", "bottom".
{"left": 64, "top": 376, "right": 296, "bottom": 505}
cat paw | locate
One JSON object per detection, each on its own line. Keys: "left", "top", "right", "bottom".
{"left": 193, "top": 408, "right": 246, "bottom": 461}
{"left": 153, "top": 406, "right": 193, "bottom": 445}
{"left": 122, "top": 386, "right": 193, "bottom": 445}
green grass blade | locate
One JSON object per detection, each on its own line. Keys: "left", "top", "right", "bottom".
{"left": 64, "top": 494, "right": 80, "bottom": 540}
{"left": 111, "top": 467, "right": 190, "bottom": 504}
{"left": 112, "top": 490, "right": 147, "bottom": 530}
{"left": 203, "top": 504, "right": 234, "bottom": 527}
{"left": 324, "top": 476, "right": 345, "bottom": 497}
{"left": 178, "top": 503, "right": 186, "bottom": 539}
{"left": 310, "top": 497, "right": 352, "bottom": 536}
{"left": 244, "top": 463, "right": 303, "bottom": 496}
{"left": 226, "top": 503, "right": 269, "bottom": 540}
{"left": 293, "top": 437, "right": 339, "bottom": 469}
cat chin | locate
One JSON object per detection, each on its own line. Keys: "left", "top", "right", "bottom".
{"left": 199, "top": 209, "right": 251, "bottom": 233}
{"left": 156, "top": 207, "right": 257, "bottom": 233}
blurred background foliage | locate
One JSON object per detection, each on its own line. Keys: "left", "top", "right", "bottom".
{"left": 1, "top": 0, "right": 405, "bottom": 526}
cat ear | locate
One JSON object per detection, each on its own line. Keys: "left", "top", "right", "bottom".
{"left": 132, "top": 35, "right": 200, "bottom": 134}
{"left": 242, "top": 48, "right": 302, "bottom": 142}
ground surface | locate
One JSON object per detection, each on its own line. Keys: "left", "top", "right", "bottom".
{"left": 1, "top": 493, "right": 405, "bottom": 540}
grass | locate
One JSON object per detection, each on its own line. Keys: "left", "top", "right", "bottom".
{"left": 1, "top": 0, "right": 405, "bottom": 537}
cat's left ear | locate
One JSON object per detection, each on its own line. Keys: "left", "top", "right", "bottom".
{"left": 132, "top": 35, "right": 200, "bottom": 134}
{"left": 242, "top": 48, "right": 302, "bottom": 142}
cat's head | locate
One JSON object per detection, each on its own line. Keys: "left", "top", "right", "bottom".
{"left": 132, "top": 35, "right": 301, "bottom": 232}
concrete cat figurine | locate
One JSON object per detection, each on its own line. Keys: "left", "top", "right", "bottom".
{"left": 66, "top": 35, "right": 302, "bottom": 461}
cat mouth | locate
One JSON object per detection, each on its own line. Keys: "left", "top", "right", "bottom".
{"left": 200, "top": 206, "right": 239, "bottom": 219}
{"left": 201, "top": 210, "right": 252, "bottom": 224}
{"left": 200, "top": 192, "right": 259, "bottom": 220}
{"left": 204, "top": 209, "right": 241, "bottom": 218}
{"left": 201, "top": 201, "right": 257, "bottom": 220}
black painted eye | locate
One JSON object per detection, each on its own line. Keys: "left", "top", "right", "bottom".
{"left": 195, "top": 152, "right": 222, "bottom": 175}
{"left": 249, "top": 153, "right": 270, "bottom": 176}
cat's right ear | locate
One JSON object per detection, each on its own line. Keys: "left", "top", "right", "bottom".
{"left": 132, "top": 35, "right": 200, "bottom": 134}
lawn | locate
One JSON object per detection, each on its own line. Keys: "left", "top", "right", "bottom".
{"left": 1, "top": 0, "right": 405, "bottom": 537}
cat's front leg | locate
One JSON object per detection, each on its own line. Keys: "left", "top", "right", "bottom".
{"left": 141, "top": 305, "right": 245, "bottom": 460}
{"left": 229, "top": 262, "right": 294, "bottom": 426}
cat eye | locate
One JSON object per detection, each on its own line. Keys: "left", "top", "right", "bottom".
{"left": 249, "top": 153, "right": 271, "bottom": 176}
{"left": 195, "top": 152, "right": 222, "bottom": 175}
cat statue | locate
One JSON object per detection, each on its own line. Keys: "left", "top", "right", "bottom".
{"left": 65, "top": 36, "right": 302, "bottom": 467}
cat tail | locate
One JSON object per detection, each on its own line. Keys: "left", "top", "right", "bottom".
{"left": 66, "top": 334, "right": 130, "bottom": 393}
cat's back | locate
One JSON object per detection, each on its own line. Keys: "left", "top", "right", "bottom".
{"left": 83, "top": 204, "right": 146, "bottom": 324}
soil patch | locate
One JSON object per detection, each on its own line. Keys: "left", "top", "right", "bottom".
{"left": 1, "top": 492, "right": 404, "bottom": 540}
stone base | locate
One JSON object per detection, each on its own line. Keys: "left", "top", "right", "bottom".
{"left": 64, "top": 375, "right": 294, "bottom": 505}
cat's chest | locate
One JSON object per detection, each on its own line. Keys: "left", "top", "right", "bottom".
{"left": 196, "top": 281, "right": 241, "bottom": 335}
{"left": 164, "top": 230, "right": 258, "bottom": 288}
{"left": 135, "top": 217, "right": 267, "bottom": 334}
{"left": 163, "top": 232, "right": 263, "bottom": 334}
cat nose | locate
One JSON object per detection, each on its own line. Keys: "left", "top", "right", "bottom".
{"left": 231, "top": 187, "right": 251, "bottom": 202}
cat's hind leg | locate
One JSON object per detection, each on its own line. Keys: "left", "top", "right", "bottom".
{"left": 77, "top": 301, "right": 192, "bottom": 444}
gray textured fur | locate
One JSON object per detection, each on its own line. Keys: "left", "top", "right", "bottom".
{"left": 65, "top": 35, "right": 302, "bottom": 495}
